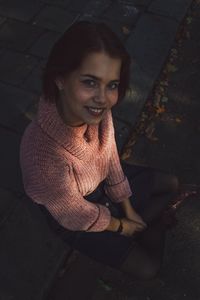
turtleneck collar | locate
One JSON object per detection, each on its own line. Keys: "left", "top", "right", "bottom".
{"left": 36, "top": 97, "right": 112, "bottom": 160}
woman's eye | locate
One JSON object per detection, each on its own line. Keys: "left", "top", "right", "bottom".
{"left": 108, "top": 83, "right": 119, "bottom": 90}
{"left": 82, "top": 79, "right": 97, "bottom": 88}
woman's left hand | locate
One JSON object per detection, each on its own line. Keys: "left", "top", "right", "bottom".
{"left": 121, "top": 198, "right": 147, "bottom": 229}
{"left": 126, "top": 208, "right": 146, "bottom": 228}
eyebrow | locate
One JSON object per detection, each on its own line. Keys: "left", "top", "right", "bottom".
{"left": 80, "top": 74, "right": 120, "bottom": 82}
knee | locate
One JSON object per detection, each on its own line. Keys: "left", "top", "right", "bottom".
{"left": 169, "top": 174, "right": 179, "bottom": 193}
{"left": 154, "top": 172, "right": 179, "bottom": 195}
{"left": 120, "top": 248, "right": 161, "bottom": 280}
{"left": 138, "top": 258, "right": 160, "bottom": 280}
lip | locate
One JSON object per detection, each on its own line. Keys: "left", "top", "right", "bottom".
{"left": 85, "top": 106, "right": 106, "bottom": 117}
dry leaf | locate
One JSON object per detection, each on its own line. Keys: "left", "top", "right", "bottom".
{"left": 145, "top": 122, "right": 155, "bottom": 136}
{"left": 121, "top": 148, "right": 131, "bottom": 160}
{"left": 122, "top": 26, "right": 130, "bottom": 35}
{"left": 186, "top": 16, "right": 193, "bottom": 24}
{"left": 186, "top": 31, "right": 191, "bottom": 39}
{"left": 153, "top": 94, "right": 161, "bottom": 107}
{"left": 166, "top": 63, "right": 178, "bottom": 73}
{"left": 161, "top": 96, "right": 168, "bottom": 103}
{"left": 156, "top": 105, "right": 166, "bottom": 115}
{"left": 145, "top": 122, "right": 158, "bottom": 142}
{"left": 175, "top": 117, "right": 182, "bottom": 123}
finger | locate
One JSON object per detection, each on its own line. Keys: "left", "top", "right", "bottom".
{"left": 129, "top": 217, "right": 146, "bottom": 227}
{"left": 135, "top": 222, "right": 146, "bottom": 231}
{"left": 130, "top": 219, "right": 147, "bottom": 228}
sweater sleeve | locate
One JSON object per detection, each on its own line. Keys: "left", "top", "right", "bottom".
{"left": 104, "top": 132, "right": 132, "bottom": 203}
{"left": 21, "top": 152, "right": 111, "bottom": 232}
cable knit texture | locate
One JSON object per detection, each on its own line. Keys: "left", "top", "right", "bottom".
{"left": 20, "top": 97, "right": 132, "bottom": 232}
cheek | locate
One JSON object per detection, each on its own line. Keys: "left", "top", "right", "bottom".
{"left": 74, "top": 88, "right": 94, "bottom": 103}
{"left": 109, "top": 91, "right": 119, "bottom": 106}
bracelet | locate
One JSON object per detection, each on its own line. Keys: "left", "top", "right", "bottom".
{"left": 116, "top": 219, "right": 123, "bottom": 234}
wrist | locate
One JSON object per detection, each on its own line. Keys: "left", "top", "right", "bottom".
{"left": 116, "top": 218, "right": 123, "bottom": 234}
{"left": 106, "top": 217, "right": 121, "bottom": 232}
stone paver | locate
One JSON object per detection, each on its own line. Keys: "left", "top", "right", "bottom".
{"left": 0, "top": 189, "right": 68, "bottom": 300}
{"left": 0, "top": 19, "right": 44, "bottom": 52}
{"left": 103, "top": 1, "right": 139, "bottom": 26}
{"left": 0, "top": 48, "right": 6, "bottom": 57}
{"left": 192, "top": 0, "right": 200, "bottom": 18}
{"left": 114, "top": 13, "right": 180, "bottom": 125}
{"left": 22, "top": 64, "right": 43, "bottom": 94}
{"left": 65, "top": 0, "right": 89, "bottom": 13}
{"left": 30, "top": 31, "right": 61, "bottom": 58}
{"left": 120, "top": 0, "right": 152, "bottom": 6}
{"left": 0, "top": 187, "right": 19, "bottom": 225}
{"left": 113, "top": 60, "right": 154, "bottom": 125}
{"left": 149, "top": 0, "right": 192, "bottom": 21}
{"left": 40, "top": 0, "right": 71, "bottom": 8}
{"left": 0, "top": 16, "right": 6, "bottom": 26}
{"left": 126, "top": 13, "right": 178, "bottom": 78}
{"left": 0, "top": 0, "right": 44, "bottom": 22}
{"left": 113, "top": 118, "right": 131, "bottom": 152}
{"left": 33, "top": 6, "right": 78, "bottom": 32}
{"left": 0, "top": 50, "right": 38, "bottom": 85}
{"left": 82, "top": 0, "right": 112, "bottom": 17}
{"left": 0, "top": 127, "right": 24, "bottom": 193}
{"left": 79, "top": 14, "right": 128, "bottom": 41}
{"left": 48, "top": 252, "right": 105, "bottom": 300}
{"left": 0, "top": 82, "right": 36, "bottom": 127}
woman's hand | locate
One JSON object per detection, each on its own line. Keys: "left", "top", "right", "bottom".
{"left": 121, "top": 198, "right": 146, "bottom": 228}
{"left": 106, "top": 216, "right": 146, "bottom": 237}
{"left": 125, "top": 208, "right": 146, "bottom": 228}
{"left": 120, "top": 218, "right": 146, "bottom": 237}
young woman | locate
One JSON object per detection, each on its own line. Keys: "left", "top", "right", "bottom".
{"left": 20, "top": 21, "right": 179, "bottom": 280}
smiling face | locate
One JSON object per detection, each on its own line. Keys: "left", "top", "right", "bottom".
{"left": 55, "top": 51, "right": 122, "bottom": 126}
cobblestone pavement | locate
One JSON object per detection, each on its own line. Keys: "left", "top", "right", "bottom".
{"left": 117, "top": 3, "right": 200, "bottom": 300}
{"left": 0, "top": 0, "right": 194, "bottom": 299}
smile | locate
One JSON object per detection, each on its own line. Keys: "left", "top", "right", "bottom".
{"left": 85, "top": 106, "right": 105, "bottom": 117}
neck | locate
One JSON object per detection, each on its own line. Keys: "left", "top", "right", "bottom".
{"left": 55, "top": 97, "right": 85, "bottom": 127}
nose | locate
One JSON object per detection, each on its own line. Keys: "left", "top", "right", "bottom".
{"left": 93, "top": 87, "right": 107, "bottom": 105}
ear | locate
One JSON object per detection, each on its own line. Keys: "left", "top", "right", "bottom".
{"left": 55, "top": 77, "right": 64, "bottom": 91}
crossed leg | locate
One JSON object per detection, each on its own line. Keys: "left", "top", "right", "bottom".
{"left": 119, "top": 167, "right": 179, "bottom": 280}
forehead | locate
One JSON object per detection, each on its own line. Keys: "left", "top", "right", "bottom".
{"left": 78, "top": 52, "right": 121, "bottom": 80}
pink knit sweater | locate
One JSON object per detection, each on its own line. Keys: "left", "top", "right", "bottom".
{"left": 20, "top": 97, "right": 132, "bottom": 232}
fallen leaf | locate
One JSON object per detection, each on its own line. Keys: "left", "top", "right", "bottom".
{"left": 186, "top": 31, "right": 191, "bottom": 39}
{"left": 155, "top": 105, "right": 166, "bottom": 115}
{"left": 175, "top": 117, "right": 182, "bottom": 123}
{"left": 97, "top": 279, "right": 112, "bottom": 292}
{"left": 122, "top": 26, "right": 130, "bottom": 35}
{"left": 186, "top": 16, "right": 193, "bottom": 24}
{"left": 171, "top": 48, "right": 178, "bottom": 54}
{"left": 166, "top": 63, "right": 178, "bottom": 73}
{"left": 160, "top": 80, "right": 169, "bottom": 87}
{"left": 144, "top": 122, "right": 158, "bottom": 141}
{"left": 121, "top": 148, "right": 132, "bottom": 160}
{"left": 161, "top": 96, "right": 168, "bottom": 103}
{"left": 153, "top": 94, "right": 161, "bottom": 107}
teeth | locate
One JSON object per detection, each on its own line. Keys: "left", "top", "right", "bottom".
{"left": 88, "top": 107, "right": 103, "bottom": 113}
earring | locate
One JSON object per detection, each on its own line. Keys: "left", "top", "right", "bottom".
{"left": 58, "top": 85, "right": 63, "bottom": 91}
{"left": 55, "top": 79, "right": 64, "bottom": 91}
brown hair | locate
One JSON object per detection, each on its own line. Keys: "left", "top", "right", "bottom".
{"left": 42, "top": 21, "right": 131, "bottom": 102}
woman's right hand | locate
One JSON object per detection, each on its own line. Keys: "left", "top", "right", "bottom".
{"left": 120, "top": 218, "right": 146, "bottom": 237}
{"left": 106, "top": 216, "right": 146, "bottom": 236}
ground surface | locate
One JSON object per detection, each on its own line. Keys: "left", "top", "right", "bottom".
{"left": 0, "top": 1, "right": 199, "bottom": 299}
{"left": 90, "top": 3, "right": 200, "bottom": 300}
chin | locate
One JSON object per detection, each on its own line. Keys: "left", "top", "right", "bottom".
{"left": 88, "top": 116, "right": 104, "bottom": 125}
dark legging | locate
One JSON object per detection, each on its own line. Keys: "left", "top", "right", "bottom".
{"left": 119, "top": 163, "right": 179, "bottom": 279}
{"left": 41, "top": 163, "right": 179, "bottom": 280}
